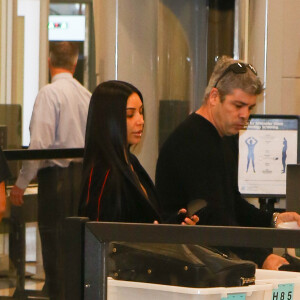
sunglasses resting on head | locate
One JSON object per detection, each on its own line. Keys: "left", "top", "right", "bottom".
{"left": 214, "top": 62, "right": 258, "bottom": 88}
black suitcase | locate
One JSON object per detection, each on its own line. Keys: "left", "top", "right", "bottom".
{"left": 108, "top": 243, "right": 256, "bottom": 288}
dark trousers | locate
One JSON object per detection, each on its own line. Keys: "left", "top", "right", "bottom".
{"left": 37, "top": 163, "right": 82, "bottom": 300}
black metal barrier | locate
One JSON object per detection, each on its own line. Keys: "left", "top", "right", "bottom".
{"left": 65, "top": 218, "right": 300, "bottom": 300}
{"left": 3, "top": 148, "right": 84, "bottom": 161}
{"left": 2, "top": 149, "right": 84, "bottom": 300}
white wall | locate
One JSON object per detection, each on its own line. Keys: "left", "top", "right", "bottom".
{"left": 0, "top": 0, "right": 14, "bottom": 105}
{"left": 18, "top": 0, "right": 40, "bottom": 146}
{"left": 278, "top": 0, "right": 300, "bottom": 114}
{"left": 248, "top": 0, "right": 300, "bottom": 115}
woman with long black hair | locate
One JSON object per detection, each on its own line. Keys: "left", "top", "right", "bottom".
{"left": 79, "top": 80, "right": 198, "bottom": 225}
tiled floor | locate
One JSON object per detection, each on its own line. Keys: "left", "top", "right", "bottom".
{"left": 0, "top": 259, "right": 44, "bottom": 298}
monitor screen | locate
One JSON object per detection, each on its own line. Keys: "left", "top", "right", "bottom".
{"left": 238, "top": 115, "right": 300, "bottom": 197}
{"left": 48, "top": 15, "right": 86, "bottom": 41}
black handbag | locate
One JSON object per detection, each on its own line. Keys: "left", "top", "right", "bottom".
{"left": 108, "top": 242, "right": 256, "bottom": 288}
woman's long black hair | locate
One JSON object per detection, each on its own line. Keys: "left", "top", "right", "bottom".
{"left": 79, "top": 80, "right": 144, "bottom": 220}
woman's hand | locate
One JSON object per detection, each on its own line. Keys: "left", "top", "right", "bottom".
{"left": 153, "top": 208, "right": 199, "bottom": 225}
{"left": 178, "top": 208, "right": 199, "bottom": 225}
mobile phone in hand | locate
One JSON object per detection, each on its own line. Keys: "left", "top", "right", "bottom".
{"left": 176, "top": 211, "right": 187, "bottom": 224}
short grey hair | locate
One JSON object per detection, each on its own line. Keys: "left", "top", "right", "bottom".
{"left": 204, "top": 56, "right": 264, "bottom": 102}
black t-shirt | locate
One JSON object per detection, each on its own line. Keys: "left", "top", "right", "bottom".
{"left": 0, "top": 148, "right": 11, "bottom": 182}
{"left": 156, "top": 113, "right": 272, "bottom": 226}
{"left": 155, "top": 113, "right": 273, "bottom": 267}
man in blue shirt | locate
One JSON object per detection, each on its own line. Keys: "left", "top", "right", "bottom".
{"left": 10, "top": 42, "right": 91, "bottom": 299}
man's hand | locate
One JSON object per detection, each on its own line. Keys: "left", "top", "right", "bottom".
{"left": 276, "top": 212, "right": 300, "bottom": 227}
{"left": 262, "top": 254, "right": 289, "bottom": 270}
{"left": 10, "top": 185, "right": 25, "bottom": 206}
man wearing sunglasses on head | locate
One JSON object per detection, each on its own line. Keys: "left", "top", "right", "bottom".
{"left": 156, "top": 55, "right": 300, "bottom": 270}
